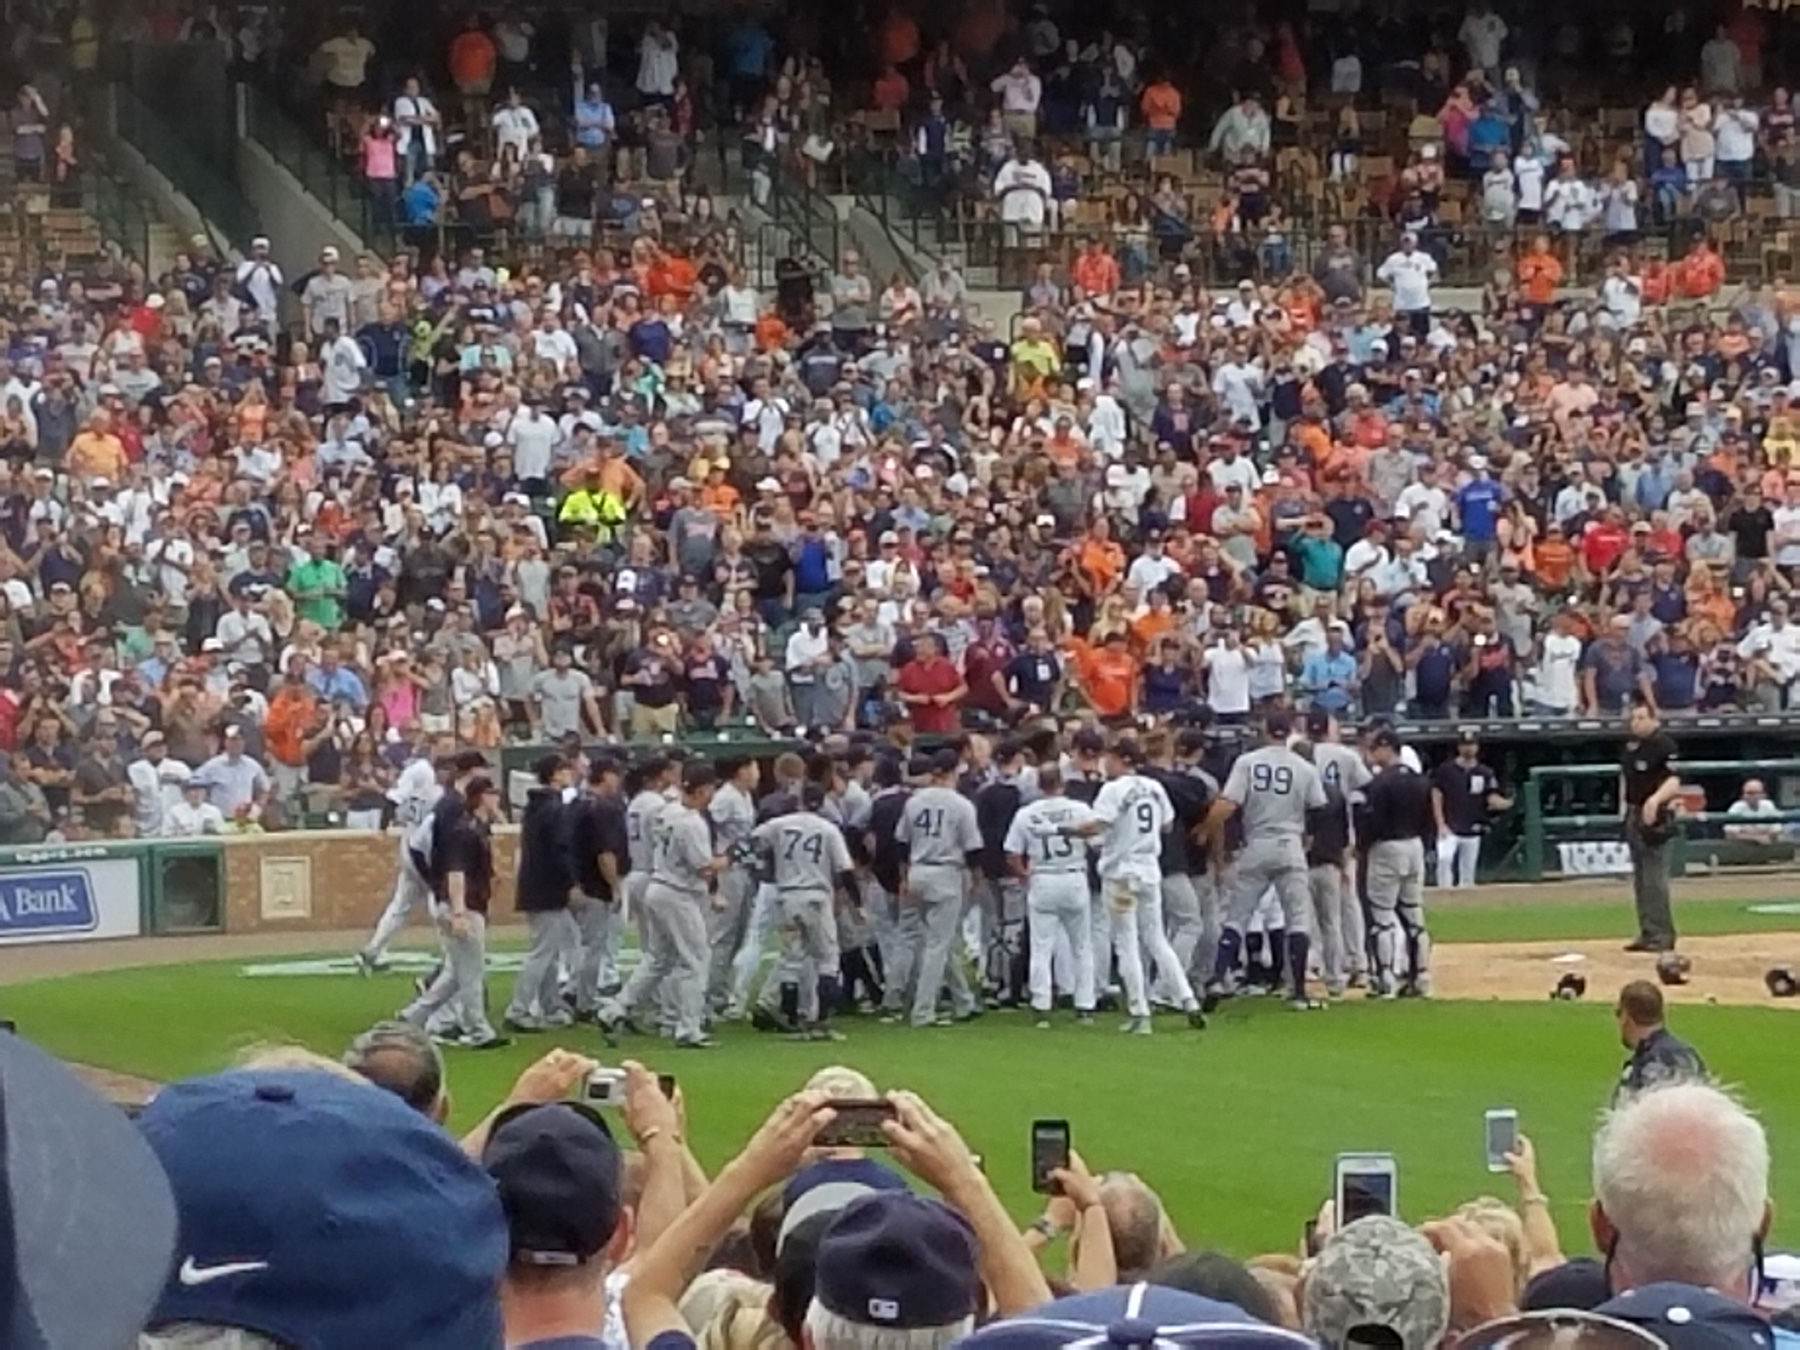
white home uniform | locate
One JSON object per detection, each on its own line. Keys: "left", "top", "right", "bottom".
{"left": 1092, "top": 771, "right": 1199, "bottom": 1025}
{"left": 362, "top": 756, "right": 444, "bottom": 962}
{"left": 1006, "top": 795, "right": 1098, "bottom": 1014}
{"left": 751, "top": 811, "right": 853, "bottom": 1026}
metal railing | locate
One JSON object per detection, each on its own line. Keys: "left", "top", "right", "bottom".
{"left": 110, "top": 84, "right": 260, "bottom": 251}
{"left": 240, "top": 84, "right": 388, "bottom": 253}
{"left": 765, "top": 156, "right": 841, "bottom": 276}
{"left": 85, "top": 165, "right": 153, "bottom": 272}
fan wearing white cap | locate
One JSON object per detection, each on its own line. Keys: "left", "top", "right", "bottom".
{"left": 234, "top": 236, "right": 284, "bottom": 329}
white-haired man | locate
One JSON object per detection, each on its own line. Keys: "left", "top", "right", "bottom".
{"left": 1591, "top": 1082, "right": 1770, "bottom": 1302}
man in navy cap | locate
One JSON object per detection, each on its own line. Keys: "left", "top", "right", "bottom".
{"left": 137, "top": 1066, "right": 508, "bottom": 1349}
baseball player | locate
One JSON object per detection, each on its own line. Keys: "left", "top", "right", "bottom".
{"left": 1305, "top": 709, "right": 1372, "bottom": 984}
{"left": 398, "top": 776, "right": 508, "bottom": 1049}
{"left": 1064, "top": 738, "right": 1207, "bottom": 1035}
{"left": 598, "top": 761, "right": 725, "bottom": 1048}
{"left": 705, "top": 756, "right": 760, "bottom": 1011}
{"left": 1005, "top": 763, "right": 1097, "bottom": 1026}
{"left": 1293, "top": 741, "right": 1353, "bottom": 997}
{"left": 868, "top": 755, "right": 917, "bottom": 1019}
{"left": 974, "top": 742, "right": 1031, "bottom": 1004}
{"left": 1430, "top": 732, "right": 1511, "bottom": 889}
{"left": 1203, "top": 711, "right": 1330, "bottom": 1011}
{"left": 1362, "top": 727, "right": 1434, "bottom": 997}
{"left": 355, "top": 734, "right": 458, "bottom": 973}
{"left": 729, "top": 751, "right": 808, "bottom": 1022}
{"left": 893, "top": 747, "right": 982, "bottom": 1028}
{"left": 1142, "top": 729, "right": 1212, "bottom": 1006}
{"left": 563, "top": 755, "right": 629, "bottom": 1018}
{"left": 751, "top": 780, "right": 855, "bottom": 1040}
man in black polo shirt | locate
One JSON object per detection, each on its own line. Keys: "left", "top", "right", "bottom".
{"left": 1362, "top": 728, "right": 1435, "bottom": 998}
{"left": 1003, "top": 629, "right": 1063, "bottom": 721}
{"left": 1430, "top": 733, "right": 1512, "bottom": 890}
{"left": 402, "top": 775, "right": 508, "bottom": 1049}
{"left": 1620, "top": 697, "right": 1682, "bottom": 953}
{"left": 567, "top": 756, "right": 630, "bottom": 1015}
{"left": 1613, "top": 979, "right": 1708, "bottom": 1103}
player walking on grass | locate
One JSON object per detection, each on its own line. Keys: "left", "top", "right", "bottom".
{"left": 1203, "top": 711, "right": 1330, "bottom": 1013}
{"left": 1005, "top": 764, "right": 1097, "bottom": 1026}
{"left": 355, "top": 735, "right": 459, "bottom": 973}
{"left": 399, "top": 776, "right": 509, "bottom": 1049}
{"left": 705, "top": 756, "right": 759, "bottom": 1011}
{"left": 1305, "top": 709, "right": 1372, "bottom": 985}
{"left": 502, "top": 753, "right": 578, "bottom": 1033}
{"left": 1293, "top": 740, "right": 1352, "bottom": 998}
{"left": 894, "top": 747, "right": 983, "bottom": 1028}
{"left": 617, "top": 755, "right": 675, "bottom": 1029}
{"left": 750, "top": 781, "right": 855, "bottom": 1041}
{"left": 729, "top": 752, "right": 807, "bottom": 1023}
{"left": 598, "top": 761, "right": 725, "bottom": 1049}
{"left": 1362, "top": 726, "right": 1434, "bottom": 998}
{"left": 564, "top": 756, "right": 628, "bottom": 1017}
{"left": 1064, "top": 738, "right": 1207, "bottom": 1035}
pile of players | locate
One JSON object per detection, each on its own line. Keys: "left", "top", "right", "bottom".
{"left": 358, "top": 705, "right": 1442, "bottom": 1049}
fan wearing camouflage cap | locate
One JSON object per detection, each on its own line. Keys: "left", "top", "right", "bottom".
{"left": 1303, "top": 1215, "right": 1451, "bottom": 1350}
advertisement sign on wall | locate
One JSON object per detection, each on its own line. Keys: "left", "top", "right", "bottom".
{"left": 0, "top": 849, "right": 142, "bottom": 945}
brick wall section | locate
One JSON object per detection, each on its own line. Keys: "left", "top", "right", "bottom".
{"left": 220, "top": 829, "right": 522, "bottom": 933}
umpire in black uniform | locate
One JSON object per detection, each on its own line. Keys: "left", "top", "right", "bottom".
{"left": 1621, "top": 697, "right": 1682, "bottom": 953}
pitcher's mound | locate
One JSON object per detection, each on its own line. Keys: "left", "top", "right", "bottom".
{"left": 1436, "top": 934, "right": 1800, "bottom": 1008}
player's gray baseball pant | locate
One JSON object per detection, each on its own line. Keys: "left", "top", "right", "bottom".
{"left": 505, "top": 907, "right": 579, "bottom": 1024}
{"left": 568, "top": 892, "right": 618, "bottom": 1013}
{"left": 706, "top": 866, "right": 754, "bottom": 1007}
{"left": 779, "top": 890, "right": 840, "bottom": 1024}
{"left": 861, "top": 874, "right": 900, "bottom": 974}
{"left": 728, "top": 882, "right": 779, "bottom": 1011}
{"left": 1028, "top": 874, "right": 1093, "bottom": 1012}
{"left": 366, "top": 838, "right": 430, "bottom": 958}
{"left": 907, "top": 864, "right": 977, "bottom": 1027}
{"left": 608, "top": 883, "right": 709, "bottom": 1040}
{"left": 1365, "top": 838, "right": 1429, "bottom": 993}
{"left": 1307, "top": 865, "right": 1347, "bottom": 992}
{"left": 1193, "top": 867, "right": 1224, "bottom": 986}
{"left": 973, "top": 874, "right": 1025, "bottom": 989}
{"left": 608, "top": 877, "right": 671, "bottom": 1026}
{"left": 1626, "top": 817, "right": 1675, "bottom": 947}
{"left": 1341, "top": 859, "right": 1368, "bottom": 980}
{"left": 401, "top": 907, "right": 497, "bottom": 1042}
{"left": 879, "top": 887, "right": 925, "bottom": 1015}
{"left": 1157, "top": 874, "right": 1204, "bottom": 1005}
{"left": 1224, "top": 839, "right": 1314, "bottom": 934}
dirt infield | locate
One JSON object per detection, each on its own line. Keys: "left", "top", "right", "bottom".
{"left": 1435, "top": 933, "right": 1800, "bottom": 1008}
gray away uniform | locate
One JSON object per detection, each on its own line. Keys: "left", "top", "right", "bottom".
{"left": 705, "top": 781, "right": 758, "bottom": 1005}
{"left": 606, "top": 802, "right": 713, "bottom": 1043}
{"left": 752, "top": 810, "right": 853, "bottom": 1024}
{"left": 894, "top": 785, "right": 981, "bottom": 1027}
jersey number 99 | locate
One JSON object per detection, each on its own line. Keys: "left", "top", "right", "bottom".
{"left": 1252, "top": 764, "right": 1294, "bottom": 795}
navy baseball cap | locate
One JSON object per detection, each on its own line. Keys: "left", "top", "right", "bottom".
{"left": 0, "top": 1031, "right": 177, "bottom": 1349}
{"left": 779, "top": 1157, "right": 909, "bottom": 1252}
{"left": 138, "top": 1069, "right": 508, "bottom": 1350}
{"left": 1598, "top": 1284, "right": 1779, "bottom": 1350}
{"left": 816, "top": 1192, "right": 980, "bottom": 1330}
{"left": 483, "top": 1102, "right": 624, "bottom": 1267}
{"left": 959, "top": 1283, "right": 1318, "bottom": 1350}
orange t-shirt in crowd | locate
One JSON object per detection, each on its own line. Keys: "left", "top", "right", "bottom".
{"left": 448, "top": 30, "right": 497, "bottom": 87}
{"left": 872, "top": 68, "right": 909, "bottom": 112}
{"left": 1674, "top": 248, "right": 1725, "bottom": 299}
{"left": 67, "top": 430, "right": 126, "bottom": 481}
{"left": 701, "top": 481, "right": 741, "bottom": 519}
{"left": 264, "top": 686, "right": 316, "bottom": 768}
{"left": 1518, "top": 251, "right": 1564, "bottom": 305}
{"left": 1076, "top": 536, "right": 1125, "bottom": 591}
{"left": 1083, "top": 647, "right": 1139, "bottom": 716}
{"left": 1534, "top": 536, "right": 1575, "bottom": 589}
{"left": 1141, "top": 82, "right": 1182, "bottom": 131}
{"left": 1129, "top": 608, "right": 1174, "bottom": 655}
{"left": 646, "top": 254, "right": 698, "bottom": 303}
{"left": 754, "top": 313, "right": 788, "bottom": 352}
{"left": 1071, "top": 250, "right": 1120, "bottom": 297}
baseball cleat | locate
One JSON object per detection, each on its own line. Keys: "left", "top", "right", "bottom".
{"left": 675, "top": 1036, "right": 717, "bottom": 1050}
{"left": 1288, "top": 997, "right": 1325, "bottom": 1011}
{"left": 1200, "top": 982, "right": 1231, "bottom": 1014}
{"left": 1185, "top": 1007, "right": 1208, "bottom": 1030}
{"left": 1397, "top": 983, "right": 1428, "bottom": 999}
{"left": 1123, "top": 1016, "right": 1153, "bottom": 1035}
{"left": 501, "top": 1016, "right": 545, "bottom": 1034}
{"left": 462, "top": 1034, "right": 513, "bottom": 1051}
{"left": 1624, "top": 938, "right": 1674, "bottom": 953}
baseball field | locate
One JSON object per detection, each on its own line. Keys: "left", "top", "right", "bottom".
{"left": 3, "top": 877, "right": 1799, "bottom": 1259}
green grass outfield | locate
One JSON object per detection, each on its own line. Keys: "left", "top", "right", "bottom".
{"left": 6, "top": 892, "right": 1800, "bottom": 1259}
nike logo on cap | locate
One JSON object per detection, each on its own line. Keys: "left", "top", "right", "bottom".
{"left": 178, "top": 1258, "right": 270, "bottom": 1286}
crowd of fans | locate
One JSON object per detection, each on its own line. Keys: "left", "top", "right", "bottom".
{"left": 10, "top": 0, "right": 1800, "bottom": 850}
{"left": 22, "top": 979, "right": 1800, "bottom": 1349}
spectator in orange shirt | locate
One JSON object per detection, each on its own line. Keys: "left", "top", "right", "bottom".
{"left": 1081, "top": 629, "right": 1140, "bottom": 719}
{"left": 1517, "top": 235, "right": 1564, "bottom": 305}
{"left": 1673, "top": 237, "right": 1726, "bottom": 299}
{"left": 872, "top": 64, "right": 910, "bottom": 113}
{"left": 66, "top": 410, "right": 126, "bottom": 483}
{"left": 1141, "top": 77, "right": 1183, "bottom": 156}
{"left": 1070, "top": 235, "right": 1121, "bottom": 299}
{"left": 1128, "top": 588, "right": 1176, "bottom": 654}
{"left": 262, "top": 670, "right": 319, "bottom": 804}
{"left": 1533, "top": 520, "right": 1577, "bottom": 591}
{"left": 699, "top": 460, "right": 742, "bottom": 520}
{"left": 1074, "top": 518, "right": 1126, "bottom": 594}
{"left": 447, "top": 18, "right": 497, "bottom": 96}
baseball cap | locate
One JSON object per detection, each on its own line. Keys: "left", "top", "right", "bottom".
{"left": 814, "top": 1192, "right": 980, "bottom": 1330}
{"left": 963, "top": 1283, "right": 1315, "bottom": 1350}
{"left": 930, "top": 747, "right": 962, "bottom": 775}
{"left": 137, "top": 1069, "right": 508, "bottom": 1349}
{"left": 1367, "top": 726, "right": 1403, "bottom": 752}
{"left": 1303, "top": 1216, "right": 1449, "bottom": 1350}
{"left": 1071, "top": 727, "right": 1106, "bottom": 754}
{"left": 482, "top": 1102, "right": 624, "bottom": 1267}
{"left": 1596, "top": 1284, "right": 1778, "bottom": 1350}
{"left": 779, "top": 1157, "right": 909, "bottom": 1253}
{"left": 1304, "top": 708, "right": 1333, "bottom": 739}
{"left": 0, "top": 1031, "right": 178, "bottom": 1348}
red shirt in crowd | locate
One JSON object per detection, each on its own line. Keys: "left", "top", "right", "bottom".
{"left": 960, "top": 635, "right": 1015, "bottom": 715}
{"left": 1581, "top": 519, "right": 1629, "bottom": 574}
{"left": 897, "top": 653, "right": 964, "bottom": 734}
